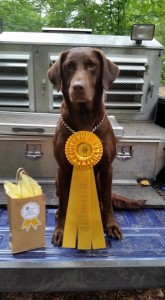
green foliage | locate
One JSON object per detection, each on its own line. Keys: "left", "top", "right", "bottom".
{"left": 125, "top": 0, "right": 165, "bottom": 83}
{"left": 43, "top": 0, "right": 129, "bottom": 35}
{"left": 0, "top": 0, "right": 44, "bottom": 31}
{"left": 0, "top": 0, "right": 165, "bottom": 37}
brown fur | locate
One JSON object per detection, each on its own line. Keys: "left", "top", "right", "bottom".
{"left": 48, "top": 47, "right": 146, "bottom": 246}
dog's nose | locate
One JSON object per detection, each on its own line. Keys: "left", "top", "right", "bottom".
{"left": 73, "top": 82, "right": 84, "bottom": 91}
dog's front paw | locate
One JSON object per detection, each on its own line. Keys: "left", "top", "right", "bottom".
{"left": 52, "top": 227, "right": 63, "bottom": 246}
{"left": 106, "top": 221, "right": 123, "bottom": 239}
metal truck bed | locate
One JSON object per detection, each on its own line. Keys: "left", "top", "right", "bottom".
{"left": 0, "top": 204, "right": 165, "bottom": 292}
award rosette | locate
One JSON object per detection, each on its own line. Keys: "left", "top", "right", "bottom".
{"left": 62, "top": 131, "right": 106, "bottom": 250}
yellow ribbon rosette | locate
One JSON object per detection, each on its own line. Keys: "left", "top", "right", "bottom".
{"left": 62, "top": 131, "right": 106, "bottom": 250}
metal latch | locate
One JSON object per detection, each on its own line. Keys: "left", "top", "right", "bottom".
{"left": 25, "top": 144, "right": 43, "bottom": 160}
{"left": 116, "top": 145, "right": 133, "bottom": 161}
{"left": 148, "top": 81, "right": 154, "bottom": 98}
{"left": 41, "top": 79, "right": 46, "bottom": 95}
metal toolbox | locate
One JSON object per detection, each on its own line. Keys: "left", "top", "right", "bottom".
{"left": 0, "top": 112, "right": 165, "bottom": 208}
{"left": 0, "top": 112, "right": 123, "bottom": 180}
{"left": 114, "top": 121, "right": 165, "bottom": 182}
{"left": 1, "top": 113, "right": 164, "bottom": 183}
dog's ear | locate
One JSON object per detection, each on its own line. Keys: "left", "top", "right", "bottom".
{"left": 103, "top": 59, "right": 120, "bottom": 90}
{"left": 95, "top": 49, "right": 120, "bottom": 90}
{"left": 47, "top": 51, "right": 68, "bottom": 91}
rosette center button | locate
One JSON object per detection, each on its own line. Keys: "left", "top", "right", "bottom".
{"left": 77, "top": 143, "right": 92, "bottom": 157}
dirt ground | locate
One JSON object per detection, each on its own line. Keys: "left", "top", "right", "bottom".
{"left": 159, "top": 85, "right": 165, "bottom": 97}
{"left": 1, "top": 87, "right": 165, "bottom": 300}
{"left": 0, "top": 289, "right": 165, "bottom": 300}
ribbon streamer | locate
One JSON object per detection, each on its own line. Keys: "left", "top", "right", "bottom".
{"left": 62, "top": 131, "right": 106, "bottom": 250}
{"left": 21, "top": 217, "right": 41, "bottom": 232}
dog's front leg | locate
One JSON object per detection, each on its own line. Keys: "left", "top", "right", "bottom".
{"left": 100, "top": 165, "right": 123, "bottom": 239}
{"left": 52, "top": 167, "right": 72, "bottom": 246}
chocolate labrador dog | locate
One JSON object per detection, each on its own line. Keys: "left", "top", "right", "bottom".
{"left": 48, "top": 47, "right": 145, "bottom": 246}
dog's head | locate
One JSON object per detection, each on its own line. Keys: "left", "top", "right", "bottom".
{"left": 48, "top": 47, "right": 119, "bottom": 104}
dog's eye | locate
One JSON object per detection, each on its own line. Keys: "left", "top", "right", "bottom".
{"left": 88, "top": 63, "right": 96, "bottom": 69}
{"left": 65, "top": 63, "right": 74, "bottom": 70}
